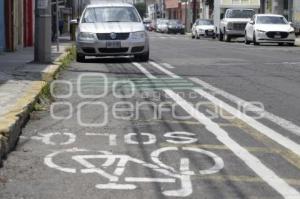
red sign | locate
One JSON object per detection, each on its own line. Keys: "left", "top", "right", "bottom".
{"left": 165, "top": 0, "right": 179, "bottom": 9}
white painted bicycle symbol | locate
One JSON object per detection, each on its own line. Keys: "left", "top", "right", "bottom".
{"left": 45, "top": 147, "right": 224, "bottom": 197}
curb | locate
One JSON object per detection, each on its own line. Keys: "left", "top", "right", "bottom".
{"left": 0, "top": 50, "right": 71, "bottom": 165}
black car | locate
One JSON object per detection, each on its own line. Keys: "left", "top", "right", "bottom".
{"left": 167, "top": 20, "right": 185, "bottom": 34}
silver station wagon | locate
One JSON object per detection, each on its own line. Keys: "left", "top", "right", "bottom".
{"left": 75, "top": 3, "right": 149, "bottom": 62}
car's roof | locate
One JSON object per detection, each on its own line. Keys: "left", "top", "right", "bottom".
{"left": 255, "top": 14, "right": 284, "bottom": 17}
{"left": 86, "top": 2, "right": 133, "bottom": 8}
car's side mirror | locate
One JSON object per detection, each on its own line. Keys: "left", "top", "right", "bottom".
{"left": 289, "top": 22, "right": 294, "bottom": 27}
{"left": 70, "top": 19, "right": 79, "bottom": 25}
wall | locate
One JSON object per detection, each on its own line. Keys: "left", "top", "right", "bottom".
{"left": 5, "top": 0, "right": 13, "bottom": 51}
{"left": 24, "top": 0, "right": 33, "bottom": 47}
{"left": 272, "top": 0, "right": 284, "bottom": 15}
{"left": 0, "top": 0, "right": 5, "bottom": 52}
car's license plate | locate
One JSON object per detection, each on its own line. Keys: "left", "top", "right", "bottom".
{"left": 274, "top": 34, "right": 281, "bottom": 39}
{"left": 106, "top": 41, "right": 121, "bottom": 48}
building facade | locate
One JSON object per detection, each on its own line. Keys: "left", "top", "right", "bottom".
{"left": 260, "top": 0, "right": 300, "bottom": 31}
{"left": 3, "top": 0, "right": 34, "bottom": 52}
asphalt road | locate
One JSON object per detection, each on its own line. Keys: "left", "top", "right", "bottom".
{"left": 1, "top": 32, "right": 300, "bottom": 199}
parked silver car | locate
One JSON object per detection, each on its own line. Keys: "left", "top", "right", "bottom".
{"left": 156, "top": 19, "right": 169, "bottom": 33}
{"left": 74, "top": 3, "right": 149, "bottom": 62}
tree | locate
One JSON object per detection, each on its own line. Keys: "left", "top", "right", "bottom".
{"left": 135, "top": 3, "right": 147, "bottom": 19}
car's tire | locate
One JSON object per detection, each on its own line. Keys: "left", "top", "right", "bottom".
{"left": 253, "top": 32, "right": 259, "bottom": 46}
{"left": 224, "top": 31, "right": 231, "bottom": 42}
{"left": 218, "top": 32, "right": 224, "bottom": 41}
{"left": 76, "top": 53, "right": 85, "bottom": 63}
{"left": 245, "top": 33, "right": 250, "bottom": 45}
{"left": 134, "top": 50, "right": 149, "bottom": 62}
{"left": 278, "top": 43, "right": 284, "bottom": 46}
{"left": 191, "top": 33, "right": 195, "bottom": 39}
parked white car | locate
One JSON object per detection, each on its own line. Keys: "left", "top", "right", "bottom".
{"left": 74, "top": 3, "right": 149, "bottom": 62}
{"left": 156, "top": 19, "right": 169, "bottom": 33}
{"left": 245, "top": 14, "right": 296, "bottom": 46}
{"left": 192, "top": 19, "right": 216, "bottom": 39}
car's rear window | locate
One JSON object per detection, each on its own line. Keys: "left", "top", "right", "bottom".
{"left": 82, "top": 7, "right": 141, "bottom": 23}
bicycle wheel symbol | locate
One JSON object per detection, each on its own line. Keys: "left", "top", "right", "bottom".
{"left": 45, "top": 147, "right": 224, "bottom": 197}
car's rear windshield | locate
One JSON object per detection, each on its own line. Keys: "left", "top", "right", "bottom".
{"left": 82, "top": 7, "right": 141, "bottom": 23}
{"left": 256, "top": 16, "right": 287, "bottom": 24}
{"left": 226, "top": 10, "right": 255, "bottom": 18}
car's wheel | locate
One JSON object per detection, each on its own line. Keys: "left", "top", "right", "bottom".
{"left": 218, "top": 32, "right": 224, "bottom": 41}
{"left": 181, "top": 31, "right": 185, "bottom": 35}
{"left": 224, "top": 31, "right": 231, "bottom": 42}
{"left": 278, "top": 43, "right": 284, "bottom": 46}
{"left": 245, "top": 32, "right": 250, "bottom": 45}
{"left": 134, "top": 50, "right": 149, "bottom": 62}
{"left": 191, "top": 32, "right": 195, "bottom": 39}
{"left": 76, "top": 53, "right": 85, "bottom": 63}
{"left": 253, "top": 32, "right": 259, "bottom": 46}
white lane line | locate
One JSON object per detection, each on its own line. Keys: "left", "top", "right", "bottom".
{"left": 132, "top": 62, "right": 156, "bottom": 79}
{"left": 164, "top": 89, "right": 300, "bottom": 199}
{"left": 149, "top": 61, "right": 181, "bottom": 79}
{"left": 193, "top": 88, "right": 300, "bottom": 157}
{"left": 190, "top": 77, "right": 300, "bottom": 138}
{"left": 162, "top": 63, "right": 175, "bottom": 69}
{"left": 133, "top": 62, "right": 300, "bottom": 198}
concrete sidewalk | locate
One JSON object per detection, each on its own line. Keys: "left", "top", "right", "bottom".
{"left": 0, "top": 39, "right": 73, "bottom": 165}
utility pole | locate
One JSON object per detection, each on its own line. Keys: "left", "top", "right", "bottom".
{"left": 56, "top": 0, "right": 60, "bottom": 52}
{"left": 34, "top": 0, "right": 52, "bottom": 63}
{"left": 260, "top": 0, "right": 265, "bottom": 14}
{"left": 185, "top": 1, "right": 188, "bottom": 32}
{"left": 192, "top": 0, "right": 196, "bottom": 23}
